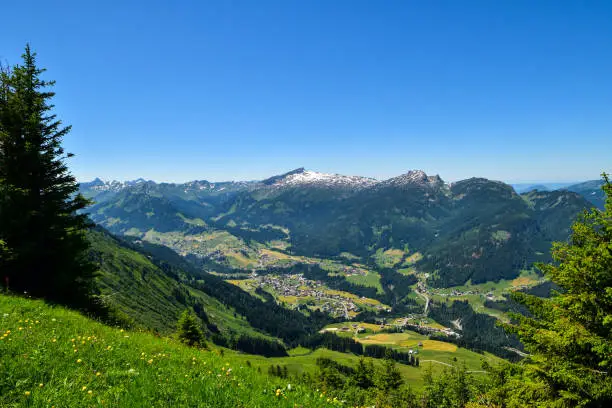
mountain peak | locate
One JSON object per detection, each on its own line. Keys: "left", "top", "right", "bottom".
{"left": 382, "top": 170, "right": 444, "bottom": 188}
{"left": 262, "top": 168, "right": 306, "bottom": 185}
{"left": 263, "top": 168, "right": 378, "bottom": 189}
{"left": 84, "top": 177, "right": 105, "bottom": 186}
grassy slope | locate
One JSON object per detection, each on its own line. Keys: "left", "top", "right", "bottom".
{"left": 89, "top": 229, "right": 274, "bottom": 341}
{"left": 0, "top": 295, "right": 335, "bottom": 408}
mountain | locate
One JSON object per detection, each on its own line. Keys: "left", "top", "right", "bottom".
{"left": 80, "top": 169, "right": 592, "bottom": 287}
{"left": 263, "top": 167, "right": 379, "bottom": 189}
{"left": 564, "top": 179, "right": 606, "bottom": 209}
{"left": 511, "top": 182, "right": 574, "bottom": 194}
{"left": 509, "top": 180, "right": 605, "bottom": 209}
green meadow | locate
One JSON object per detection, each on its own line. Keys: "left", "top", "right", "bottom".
{"left": 0, "top": 295, "right": 336, "bottom": 408}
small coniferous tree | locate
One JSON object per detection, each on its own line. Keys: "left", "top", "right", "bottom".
{"left": 176, "top": 309, "right": 204, "bottom": 347}
{"left": 0, "top": 45, "right": 95, "bottom": 307}
{"left": 318, "top": 366, "right": 345, "bottom": 392}
{"left": 422, "top": 364, "right": 478, "bottom": 408}
{"left": 352, "top": 357, "right": 375, "bottom": 389}
{"left": 377, "top": 349, "right": 403, "bottom": 391}
{"left": 494, "top": 174, "right": 612, "bottom": 407}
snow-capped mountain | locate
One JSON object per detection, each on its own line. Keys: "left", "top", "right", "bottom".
{"left": 81, "top": 168, "right": 448, "bottom": 197}
{"left": 180, "top": 179, "right": 257, "bottom": 194}
{"left": 80, "top": 177, "right": 149, "bottom": 193}
{"left": 264, "top": 168, "right": 378, "bottom": 189}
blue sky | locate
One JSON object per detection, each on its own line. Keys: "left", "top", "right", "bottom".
{"left": 2, "top": 0, "right": 610, "bottom": 183}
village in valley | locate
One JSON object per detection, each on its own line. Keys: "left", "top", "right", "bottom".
{"left": 229, "top": 272, "right": 392, "bottom": 319}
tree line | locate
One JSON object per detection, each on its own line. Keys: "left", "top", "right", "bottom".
{"left": 300, "top": 332, "right": 420, "bottom": 367}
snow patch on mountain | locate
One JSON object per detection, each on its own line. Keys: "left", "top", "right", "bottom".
{"left": 270, "top": 169, "right": 378, "bottom": 189}
{"left": 81, "top": 178, "right": 149, "bottom": 193}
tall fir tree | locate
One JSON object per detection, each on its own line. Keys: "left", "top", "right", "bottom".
{"left": 487, "top": 174, "right": 612, "bottom": 407}
{"left": 0, "top": 45, "right": 95, "bottom": 307}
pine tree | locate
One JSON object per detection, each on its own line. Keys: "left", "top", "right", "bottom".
{"left": 377, "top": 349, "right": 403, "bottom": 391}
{"left": 0, "top": 45, "right": 95, "bottom": 307}
{"left": 351, "top": 356, "right": 375, "bottom": 389}
{"left": 176, "top": 309, "right": 204, "bottom": 347}
{"left": 422, "top": 364, "right": 479, "bottom": 408}
{"left": 496, "top": 174, "right": 612, "bottom": 407}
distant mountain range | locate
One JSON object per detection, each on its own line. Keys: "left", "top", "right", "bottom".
{"left": 510, "top": 182, "right": 575, "bottom": 193}
{"left": 80, "top": 168, "right": 603, "bottom": 287}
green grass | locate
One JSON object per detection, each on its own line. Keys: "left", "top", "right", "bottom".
{"left": 345, "top": 271, "right": 384, "bottom": 294}
{"left": 0, "top": 295, "right": 340, "bottom": 408}
{"left": 371, "top": 248, "right": 405, "bottom": 268}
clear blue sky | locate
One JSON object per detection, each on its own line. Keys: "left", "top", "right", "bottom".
{"left": 2, "top": 0, "right": 611, "bottom": 183}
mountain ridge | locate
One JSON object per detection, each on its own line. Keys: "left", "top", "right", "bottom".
{"left": 80, "top": 168, "right": 595, "bottom": 288}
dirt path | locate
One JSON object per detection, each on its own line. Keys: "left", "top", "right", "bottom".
{"left": 420, "top": 359, "right": 453, "bottom": 367}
